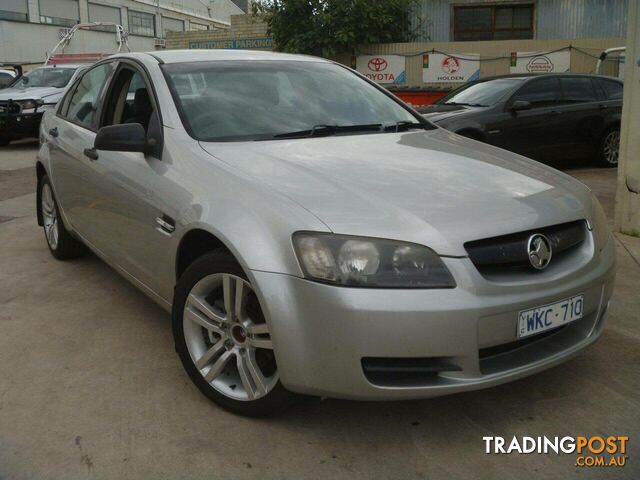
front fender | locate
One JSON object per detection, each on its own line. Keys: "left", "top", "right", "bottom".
{"left": 170, "top": 144, "right": 331, "bottom": 288}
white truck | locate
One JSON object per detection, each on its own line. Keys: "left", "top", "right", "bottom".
{"left": 0, "top": 23, "right": 128, "bottom": 146}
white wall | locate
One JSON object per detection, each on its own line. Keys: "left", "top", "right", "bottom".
{"left": 615, "top": 0, "right": 640, "bottom": 235}
{"left": 0, "top": 0, "right": 241, "bottom": 64}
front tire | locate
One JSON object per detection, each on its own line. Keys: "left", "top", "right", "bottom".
{"left": 597, "top": 126, "right": 620, "bottom": 168}
{"left": 172, "top": 251, "right": 297, "bottom": 416}
{"left": 39, "top": 175, "right": 85, "bottom": 259}
{"left": 0, "top": 136, "right": 10, "bottom": 147}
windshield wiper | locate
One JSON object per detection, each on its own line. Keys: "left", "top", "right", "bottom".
{"left": 443, "top": 101, "right": 487, "bottom": 107}
{"left": 383, "top": 120, "right": 430, "bottom": 132}
{"left": 271, "top": 123, "right": 383, "bottom": 139}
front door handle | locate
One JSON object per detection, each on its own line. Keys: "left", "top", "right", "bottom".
{"left": 83, "top": 148, "right": 99, "bottom": 161}
{"left": 548, "top": 110, "right": 563, "bottom": 116}
{"left": 48, "top": 127, "right": 58, "bottom": 137}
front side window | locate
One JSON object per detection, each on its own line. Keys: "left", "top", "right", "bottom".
{"left": 64, "top": 63, "right": 114, "bottom": 129}
{"left": 453, "top": 4, "right": 533, "bottom": 41}
{"left": 511, "top": 77, "right": 561, "bottom": 108}
{"left": 102, "top": 69, "right": 155, "bottom": 132}
{"left": 128, "top": 10, "right": 155, "bottom": 37}
{"left": 559, "top": 77, "right": 598, "bottom": 104}
{"left": 163, "top": 61, "right": 424, "bottom": 142}
{"left": 438, "top": 78, "right": 524, "bottom": 107}
{"left": 19, "top": 67, "right": 76, "bottom": 89}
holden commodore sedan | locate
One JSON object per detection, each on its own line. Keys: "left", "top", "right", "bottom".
{"left": 36, "top": 50, "right": 615, "bottom": 416}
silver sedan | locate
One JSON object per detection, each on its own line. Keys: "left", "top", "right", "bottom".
{"left": 36, "top": 50, "right": 615, "bottom": 416}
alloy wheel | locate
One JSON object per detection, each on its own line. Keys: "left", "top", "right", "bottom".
{"left": 182, "top": 273, "right": 278, "bottom": 401}
{"left": 41, "top": 183, "right": 59, "bottom": 250}
{"left": 603, "top": 130, "right": 620, "bottom": 165}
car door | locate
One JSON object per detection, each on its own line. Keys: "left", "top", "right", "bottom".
{"left": 498, "top": 76, "right": 566, "bottom": 161}
{"left": 556, "top": 76, "right": 604, "bottom": 159}
{"left": 82, "top": 63, "right": 176, "bottom": 300}
{"left": 48, "top": 61, "right": 116, "bottom": 249}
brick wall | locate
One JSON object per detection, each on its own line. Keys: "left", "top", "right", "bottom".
{"left": 166, "top": 14, "right": 270, "bottom": 50}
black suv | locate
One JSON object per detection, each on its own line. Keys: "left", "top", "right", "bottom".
{"left": 418, "top": 74, "right": 623, "bottom": 167}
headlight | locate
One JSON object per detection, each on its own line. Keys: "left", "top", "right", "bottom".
{"left": 293, "top": 232, "right": 456, "bottom": 288}
{"left": 39, "top": 103, "right": 57, "bottom": 112}
{"left": 17, "top": 99, "right": 43, "bottom": 114}
{"left": 590, "top": 195, "right": 611, "bottom": 249}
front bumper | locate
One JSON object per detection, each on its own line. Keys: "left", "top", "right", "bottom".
{"left": 0, "top": 111, "right": 43, "bottom": 139}
{"left": 251, "top": 233, "right": 616, "bottom": 400}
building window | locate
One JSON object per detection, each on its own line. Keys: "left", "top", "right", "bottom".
{"left": 0, "top": 0, "right": 28, "bottom": 22}
{"left": 88, "top": 3, "right": 121, "bottom": 32}
{"left": 190, "top": 22, "right": 208, "bottom": 31}
{"left": 162, "top": 16, "right": 184, "bottom": 37}
{"left": 39, "top": 0, "right": 80, "bottom": 27}
{"left": 453, "top": 4, "right": 534, "bottom": 41}
{"left": 128, "top": 10, "right": 155, "bottom": 37}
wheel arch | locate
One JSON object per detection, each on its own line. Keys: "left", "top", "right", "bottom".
{"left": 175, "top": 228, "right": 234, "bottom": 282}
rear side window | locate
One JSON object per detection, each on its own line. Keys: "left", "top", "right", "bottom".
{"left": 597, "top": 78, "right": 623, "bottom": 100}
{"left": 511, "top": 77, "right": 561, "bottom": 108}
{"left": 559, "top": 77, "right": 598, "bottom": 103}
{"left": 64, "top": 63, "right": 114, "bottom": 129}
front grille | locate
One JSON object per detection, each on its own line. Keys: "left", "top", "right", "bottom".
{"left": 0, "top": 101, "right": 20, "bottom": 115}
{"left": 362, "top": 357, "right": 461, "bottom": 386}
{"left": 465, "top": 220, "right": 586, "bottom": 275}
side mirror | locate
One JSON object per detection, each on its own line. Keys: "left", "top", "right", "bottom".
{"left": 509, "top": 100, "right": 532, "bottom": 111}
{"left": 95, "top": 123, "right": 147, "bottom": 153}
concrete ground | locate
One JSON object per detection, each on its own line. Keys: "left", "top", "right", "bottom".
{"left": 0, "top": 141, "right": 638, "bottom": 480}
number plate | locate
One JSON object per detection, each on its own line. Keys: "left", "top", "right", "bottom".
{"left": 517, "top": 294, "right": 584, "bottom": 339}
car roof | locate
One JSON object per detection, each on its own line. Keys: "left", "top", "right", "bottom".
{"left": 141, "top": 49, "right": 330, "bottom": 64}
{"left": 476, "top": 73, "right": 622, "bottom": 82}
{"left": 33, "top": 64, "right": 85, "bottom": 70}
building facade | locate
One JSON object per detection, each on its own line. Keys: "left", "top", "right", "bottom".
{"left": 0, "top": 0, "right": 244, "bottom": 65}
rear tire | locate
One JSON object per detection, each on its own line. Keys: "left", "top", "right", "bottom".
{"left": 172, "top": 250, "right": 298, "bottom": 416}
{"left": 596, "top": 126, "right": 620, "bottom": 168}
{"left": 0, "top": 137, "right": 10, "bottom": 146}
{"left": 39, "top": 175, "right": 85, "bottom": 259}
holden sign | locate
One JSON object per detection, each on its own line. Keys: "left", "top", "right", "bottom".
{"left": 354, "top": 55, "right": 406, "bottom": 85}
{"left": 422, "top": 53, "right": 480, "bottom": 84}
{"left": 510, "top": 51, "right": 571, "bottom": 74}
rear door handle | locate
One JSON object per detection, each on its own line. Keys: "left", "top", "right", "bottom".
{"left": 48, "top": 127, "right": 58, "bottom": 137}
{"left": 83, "top": 148, "right": 99, "bottom": 161}
{"left": 548, "top": 110, "right": 563, "bottom": 116}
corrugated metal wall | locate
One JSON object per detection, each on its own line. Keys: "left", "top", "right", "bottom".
{"left": 410, "top": 0, "right": 628, "bottom": 41}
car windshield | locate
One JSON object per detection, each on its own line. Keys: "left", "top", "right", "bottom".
{"left": 162, "top": 60, "right": 429, "bottom": 141}
{"left": 19, "top": 67, "right": 76, "bottom": 88}
{"left": 438, "top": 78, "right": 524, "bottom": 107}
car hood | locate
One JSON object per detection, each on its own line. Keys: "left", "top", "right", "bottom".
{"left": 419, "top": 104, "right": 487, "bottom": 123}
{"left": 200, "top": 129, "right": 591, "bottom": 256}
{"left": 0, "top": 86, "right": 63, "bottom": 102}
